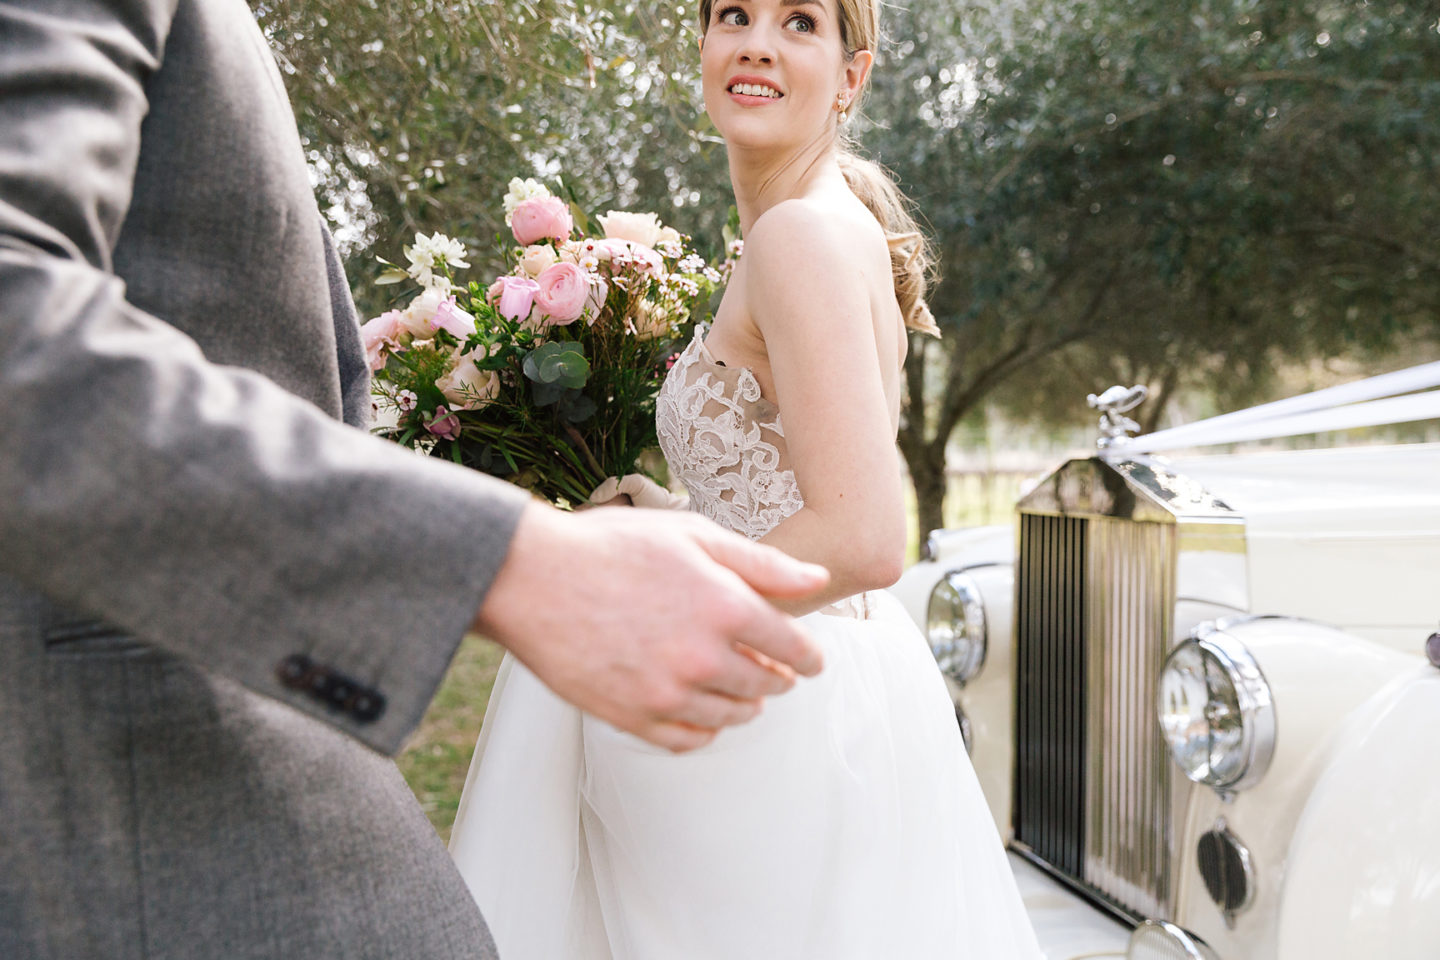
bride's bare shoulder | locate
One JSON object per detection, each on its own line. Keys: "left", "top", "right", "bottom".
{"left": 746, "top": 195, "right": 885, "bottom": 260}
{"left": 742, "top": 198, "right": 886, "bottom": 307}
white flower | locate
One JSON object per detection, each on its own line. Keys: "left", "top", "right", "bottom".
{"left": 597, "top": 210, "right": 664, "bottom": 247}
{"left": 519, "top": 244, "right": 559, "bottom": 277}
{"left": 678, "top": 254, "right": 706, "bottom": 273}
{"left": 655, "top": 240, "right": 682, "bottom": 259}
{"left": 503, "top": 177, "right": 551, "bottom": 225}
{"left": 579, "top": 254, "right": 601, "bottom": 273}
{"left": 399, "top": 287, "right": 450, "bottom": 338}
{"left": 397, "top": 389, "right": 418, "bottom": 411}
{"left": 405, "top": 232, "right": 469, "bottom": 289}
{"left": 727, "top": 238, "right": 744, "bottom": 260}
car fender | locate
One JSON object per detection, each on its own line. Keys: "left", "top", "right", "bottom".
{"left": 1275, "top": 666, "right": 1440, "bottom": 960}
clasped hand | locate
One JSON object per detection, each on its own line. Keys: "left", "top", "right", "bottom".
{"left": 473, "top": 500, "right": 829, "bottom": 752}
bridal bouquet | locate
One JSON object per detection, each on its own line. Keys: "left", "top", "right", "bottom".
{"left": 362, "top": 177, "right": 723, "bottom": 505}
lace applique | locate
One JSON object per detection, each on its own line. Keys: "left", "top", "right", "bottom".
{"left": 656, "top": 325, "right": 806, "bottom": 542}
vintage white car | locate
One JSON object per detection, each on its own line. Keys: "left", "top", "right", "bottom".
{"left": 890, "top": 368, "right": 1440, "bottom": 959}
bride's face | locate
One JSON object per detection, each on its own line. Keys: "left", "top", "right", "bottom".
{"left": 700, "top": 0, "right": 867, "bottom": 151}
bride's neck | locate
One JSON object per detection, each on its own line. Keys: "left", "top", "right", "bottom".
{"left": 728, "top": 135, "right": 842, "bottom": 235}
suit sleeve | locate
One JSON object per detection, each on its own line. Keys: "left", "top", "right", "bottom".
{"left": 0, "top": 0, "right": 532, "bottom": 754}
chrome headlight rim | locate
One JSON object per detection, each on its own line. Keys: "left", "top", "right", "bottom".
{"left": 926, "top": 570, "right": 988, "bottom": 686}
{"left": 1159, "top": 623, "right": 1276, "bottom": 793}
{"left": 1127, "top": 919, "right": 1219, "bottom": 960}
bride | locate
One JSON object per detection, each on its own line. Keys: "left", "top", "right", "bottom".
{"left": 449, "top": 0, "right": 1043, "bottom": 956}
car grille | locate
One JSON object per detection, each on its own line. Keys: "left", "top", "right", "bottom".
{"left": 1014, "top": 511, "right": 1178, "bottom": 922}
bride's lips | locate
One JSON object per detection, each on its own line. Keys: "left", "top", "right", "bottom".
{"left": 725, "top": 74, "right": 784, "bottom": 106}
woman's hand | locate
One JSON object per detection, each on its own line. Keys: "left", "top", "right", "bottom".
{"left": 588, "top": 474, "right": 686, "bottom": 510}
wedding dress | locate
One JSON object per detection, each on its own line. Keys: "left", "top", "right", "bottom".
{"left": 449, "top": 323, "right": 1043, "bottom": 959}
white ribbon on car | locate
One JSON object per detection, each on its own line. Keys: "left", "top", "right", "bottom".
{"left": 1116, "top": 361, "right": 1440, "bottom": 453}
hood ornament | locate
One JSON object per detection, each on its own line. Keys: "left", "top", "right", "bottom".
{"left": 1088, "top": 384, "right": 1149, "bottom": 449}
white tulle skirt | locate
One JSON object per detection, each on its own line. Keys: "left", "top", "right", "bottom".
{"left": 448, "top": 591, "right": 1042, "bottom": 959}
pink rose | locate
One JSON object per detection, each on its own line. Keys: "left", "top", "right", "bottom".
{"left": 534, "top": 262, "right": 590, "bottom": 325}
{"left": 429, "top": 296, "right": 477, "bottom": 339}
{"left": 511, "top": 196, "right": 573, "bottom": 246}
{"left": 424, "top": 404, "right": 462, "bottom": 441}
{"left": 489, "top": 275, "right": 540, "bottom": 322}
{"left": 359, "top": 309, "right": 404, "bottom": 371}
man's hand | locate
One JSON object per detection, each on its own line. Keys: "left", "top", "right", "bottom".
{"left": 473, "top": 501, "right": 829, "bottom": 752}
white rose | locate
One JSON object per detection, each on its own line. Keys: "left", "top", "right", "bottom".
{"left": 437, "top": 346, "right": 501, "bottom": 410}
{"left": 630, "top": 299, "right": 671, "bottom": 341}
{"left": 597, "top": 210, "right": 663, "bottom": 248}
{"left": 519, "top": 244, "right": 559, "bottom": 277}
{"left": 399, "top": 287, "right": 449, "bottom": 338}
{"left": 656, "top": 225, "right": 682, "bottom": 247}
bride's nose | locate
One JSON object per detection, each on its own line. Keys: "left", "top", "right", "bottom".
{"left": 736, "top": 31, "right": 776, "bottom": 65}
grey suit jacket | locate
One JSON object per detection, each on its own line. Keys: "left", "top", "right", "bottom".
{"left": 0, "top": 0, "right": 529, "bottom": 955}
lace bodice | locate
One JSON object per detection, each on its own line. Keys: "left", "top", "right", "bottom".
{"left": 656, "top": 324, "right": 805, "bottom": 541}
{"left": 655, "top": 323, "right": 874, "bottom": 620}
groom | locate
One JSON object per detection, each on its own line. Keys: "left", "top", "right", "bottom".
{"left": 0, "top": 0, "right": 828, "bottom": 957}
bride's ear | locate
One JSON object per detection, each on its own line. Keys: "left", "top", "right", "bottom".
{"left": 842, "top": 49, "right": 874, "bottom": 102}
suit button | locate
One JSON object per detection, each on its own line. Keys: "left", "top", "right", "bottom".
{"left": 276, "top": 654, "right": 314, "bottom": 689}
{"left": 351, "top": 689, "right": 386, "bottom": 724}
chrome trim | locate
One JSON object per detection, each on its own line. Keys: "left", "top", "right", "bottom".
{"left": 1127, "top": 919, "right": 1220, "bottom": 960}
{"left": 1013, "top": 456, "right": 1247, "bottom": 923}
{"left": 955, "top": 703, "right": 973, "bottom": 755}
{"left": 927, "top": 572, "right": 988, "bottom": 685}
{"left": 1088, "top": 383, "right": 1148, "bottom": 448}
{"left": 920, "top": 530, "right": 941, "bottom": 563}
{"left": 1162, "top": 623, "right": 1277, "bottom": 793}
{"left": 1018, "top": 456, "right": 1235, "bottom": 523}
{"left": 1085, "top": 518, "right": 1178, "bottom": 919}
{"left": 1199, "top": 816, "right": 1256, "bottom": 928}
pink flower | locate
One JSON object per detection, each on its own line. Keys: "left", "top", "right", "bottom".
{"left": 429, "top": 296, "right": 477, "bottom": 339}
{"left": 534, "top": 262, "right": 590, "bottom": 325}
{"left": 424, "top": 404, "right": 462, "bottom": 440}
{"left": 511, "top": 196, "right": 573, "bottom": 246}
{"left": 489, "top": 275, "right": 541, "bottom": 322}
{"left": 593, "top": 238, "right": 663, "bottom": 276}
{"left": 359, "top": 309, "right": 405, "bottom": 371}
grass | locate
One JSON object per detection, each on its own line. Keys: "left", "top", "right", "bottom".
{"left": 396, "top": 633, "right": 506, "bottom": 844}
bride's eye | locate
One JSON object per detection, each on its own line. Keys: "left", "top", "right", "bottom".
{"left": 785, "top": 13, "right": 816, "bottom": 33}
{"left": 715, "top": 6, "right": 747, "bottom": 26}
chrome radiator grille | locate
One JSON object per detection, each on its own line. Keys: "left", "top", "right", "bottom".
{"left": 1014, "top": 511, "right": 1178, "bottom": 921}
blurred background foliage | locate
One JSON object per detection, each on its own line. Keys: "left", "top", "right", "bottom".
{"left": 258, "top": 0, "right": 1440, "bottom": 541}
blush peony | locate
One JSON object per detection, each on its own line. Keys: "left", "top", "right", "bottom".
{"left": 511, "top": 196, "right": 573, "bottom": 246}
{"left": 597, "top": 210, "right": 663, "bottom": 247}
{"left": 359, "top": 310, "right": 404, "bottom": 371}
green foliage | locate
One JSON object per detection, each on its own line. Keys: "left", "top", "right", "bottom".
{"left": 255, "top": 0, "right": 731, "bottom": 318}
{"left": 863, "top": 0, "right": 1439, "bottom": 534}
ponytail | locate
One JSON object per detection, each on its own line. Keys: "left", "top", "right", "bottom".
{"left": 837, "top": 152, "right": 940, "bottom": 338}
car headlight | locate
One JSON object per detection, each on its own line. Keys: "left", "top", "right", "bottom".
{"left": 1158, "top": 624, "right": 1275, "bottom": 792}
{"left": 927, "top": 572, "right": 987, "bottom": 685}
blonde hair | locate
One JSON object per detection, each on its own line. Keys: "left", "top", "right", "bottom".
{"left": 698, "top": 0, "right": 940, "bottom": 337}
